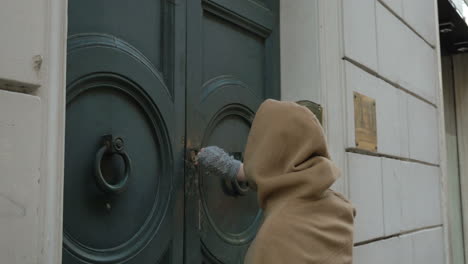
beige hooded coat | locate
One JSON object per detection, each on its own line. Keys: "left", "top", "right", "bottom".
{"left": 243, "top": 100, "right": 355, "bottom": 264}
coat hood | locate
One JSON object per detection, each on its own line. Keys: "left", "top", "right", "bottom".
{"left": 244, "top": 99, "right": 340, "bottom": 209}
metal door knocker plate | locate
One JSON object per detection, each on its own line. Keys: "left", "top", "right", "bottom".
{"left": 95, "top": 135, "right": 132, "bottom": 194}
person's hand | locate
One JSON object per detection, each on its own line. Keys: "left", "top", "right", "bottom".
{"left": 197, "top": 146, "right": 244, "bottom": 182}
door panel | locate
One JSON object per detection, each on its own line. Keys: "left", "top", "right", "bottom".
{"left": 68, "top": 0, "right": 172, "bottom": 81}
{"left": 64, "top": 1, "right": 184, "bottom": 263}
{"left": 202, "top": 14, "right": 265, "bottom": 97}
{"left": 65, "top": 0, "right": 278, "bottom": 263}
{"left": 186, "top": 0, "right": 280, "bottom": 263}
{"left": 198, "top": 80, "right": 263, "bottom": 263}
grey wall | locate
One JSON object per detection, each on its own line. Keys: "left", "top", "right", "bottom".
{"left": 343, "top": 0, "right": 445, "bottom": 263}
{"left": 280, "top": 0, "right": 321, "bottom": 104}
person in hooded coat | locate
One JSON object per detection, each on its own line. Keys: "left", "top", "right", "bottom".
{"left": 197, "top": 99, "right": 355, "bottom": 264}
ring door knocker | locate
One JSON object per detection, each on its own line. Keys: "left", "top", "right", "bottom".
{"left": 95, "top": 135, "right": 132, "bottom": 194}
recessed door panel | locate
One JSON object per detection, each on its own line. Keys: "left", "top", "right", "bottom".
{"left": 68, "top": 0, "right": 168, "bottom": 73}
{"left": 202, "top": 13, "right": 265, "bottom": 97}
{"left": 198, "top": 81, "right": 264, "bottom": 263}
{"left": 186, "top": 0, "right": 280, "bottom": 263}
{"left": 64, "top": 1, "right": 184, "bottom": 263}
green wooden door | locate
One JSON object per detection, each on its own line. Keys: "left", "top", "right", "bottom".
{"left": 63, "top": 0, "right": 185, "bottom": 263}
{"left": 185, "top": 0, "right": 280, "bottom": 263}
{"left": 64, "top": 0, "right": 279, "bottom": 263}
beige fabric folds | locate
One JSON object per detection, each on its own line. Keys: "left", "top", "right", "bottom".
{"left": 243, "top": 100, "right": 355, "bottom": 264}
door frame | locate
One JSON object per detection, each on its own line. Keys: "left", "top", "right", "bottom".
{"left": 51, "top": 0, "right": 341, "bottom": 261}
{"left": 50, "top": 0, "right": 349, "bottom": 263}
{"left": 51, "top": 0, "right": 347, "bottom": 262}
{"left": 39, "top": 0, "right": 68, "bottom": 263}
{"left": 452, "top": 53, "right": 468, "bottom": 261}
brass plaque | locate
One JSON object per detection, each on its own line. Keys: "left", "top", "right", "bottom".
{"left": 353, "top": 92, "right": 377, "bottom": 152}
{"left": 296, "top": 100, "right": 323, "bottom": 124}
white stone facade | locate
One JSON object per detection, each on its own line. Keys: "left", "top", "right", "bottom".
{"left": 343, "top": 0, "right": 445, "bottom": 263}
{"left": 282, "top": 0, "right": 446, "bottom": 263}
{"left": 0, "top": 0, "right": 450, "bottom": 263}
{"left": 0, "top": 0, "right": 67, "bottom": 263}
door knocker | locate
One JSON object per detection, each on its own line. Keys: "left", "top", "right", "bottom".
{"left": 95, "top": 135, "right": 132, "bottom": 194}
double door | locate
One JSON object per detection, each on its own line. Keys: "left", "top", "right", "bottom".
{"left": 63, "top": 0, "right": 279, "bottom": 263}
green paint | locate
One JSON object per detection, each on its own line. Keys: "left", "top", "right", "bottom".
{"left": 65, "top": 0, "right": 279, "bottom": 263}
